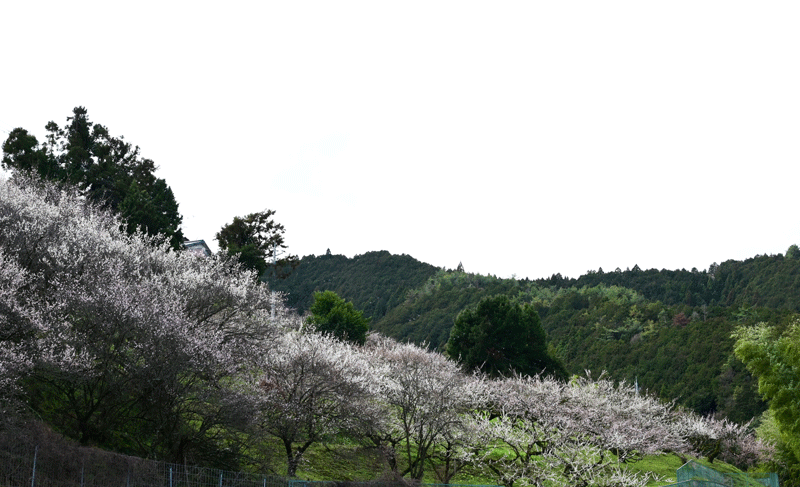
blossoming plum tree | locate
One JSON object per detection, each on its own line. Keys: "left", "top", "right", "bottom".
{"left": 463, "top": 372, "right": 770, "bottom": 487}
{"left": 464, "top": 374, "right": 677, "bottom": 487}
{"left": 0, "top": 175, "right": 281, "bottom": 466}
{"left": 254, "top": 330, "right": 374, "bottom": 477}
{"left": 362, "top": 335, "right": 487, "bottom": 481}
{"left": 0, "top": 250, "right": 40, "bottom": 424}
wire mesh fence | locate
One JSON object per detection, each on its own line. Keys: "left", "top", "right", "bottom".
{"left": 0, "top": 440, "right": 500, "bottom": 487}
{"left": 0, "top": 427, "right": 499, "bottom": 487}
{"left": 0, "top": 440, "right": 288, "bottom": 487}
{"left": 287, "top": 483, "right": 499, "bottom": 487}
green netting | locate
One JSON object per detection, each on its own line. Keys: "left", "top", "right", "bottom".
{"left": 667, "top": 461, "right": 779, "bottom": 487}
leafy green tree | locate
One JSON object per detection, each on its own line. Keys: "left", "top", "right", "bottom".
{"left": 216, "top": 209, "right": 299, "bottom": 279}
{"left": 307, "top": 291, "right": 369, "bottom": 345}
{"left": 1, "top": 107, "right": 184, "bottom": 249}
{"left": 733, "top": 320, "right": 800, "bottom": 484}
{"left": 1, "top": 128, "right": 56, "bottom": 178}
{"left": 119, "top": 179, "right": 179, "bottom": 242}
{"left": 446, "top": 294, "right": 565, "bottom": 378}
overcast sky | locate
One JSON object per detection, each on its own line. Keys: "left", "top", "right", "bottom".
{"left": 2, "top": 1, "right": 799, "bottom": 280}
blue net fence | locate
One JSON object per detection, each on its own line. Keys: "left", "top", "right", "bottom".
{"left": 667, "top": 461, "right": 779, "bottom": 487}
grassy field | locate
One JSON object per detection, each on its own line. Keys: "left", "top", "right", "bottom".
{"left": 256, "top": 438, "right": 751, "bottom": 486}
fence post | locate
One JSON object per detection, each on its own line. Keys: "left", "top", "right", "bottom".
{"left": 169, "top": 466, "right": 173, "bottom": 487}
{"left": 30, "top": 445, "right": 38, "bottom": 487}
{"left": 219, "top": 471, "right": 223, "bottom": 487}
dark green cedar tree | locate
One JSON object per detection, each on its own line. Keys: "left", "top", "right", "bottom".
{"left": 1, "top": 107, "right": 184, "bottom": 249}
{"left": 307, "top": 290, "right": 369, "bottom": 345}
{"left": 446, "top": 294, "right": 565, "bottom": 378}
{"left": 215, "top": 210, "right": 299, "bottom": 279}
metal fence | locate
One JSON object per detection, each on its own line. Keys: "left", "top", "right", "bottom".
{"left": 0, "top": 442, "right": 288, "bottom": 487}
{"left": 0, "top": 437, "right": 499, "bottom": 487}
{"left": 287, "top": 483, "right": 499, "bottom": 487}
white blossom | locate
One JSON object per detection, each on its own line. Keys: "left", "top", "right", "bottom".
{"left": 254, "top": 330, "right": 373, "bottom": 477}
{"left": 0, "top": 176, "right": 282, "bottom": 460}
{"left": 362, "top": 334, "right": 486, "bottom": 481}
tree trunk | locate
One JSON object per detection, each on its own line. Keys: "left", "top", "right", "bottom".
{"left": 283, "top": 440, "right": 299, "bottom": 478}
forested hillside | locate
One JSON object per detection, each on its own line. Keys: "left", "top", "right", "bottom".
{"left": 373, "top": 271, "right": 528, "bottom": 348}
{"left": 546, "top": 250, "right": 800, "bottom": 310}
{"left": 533, "top": 284, "right": 787, "bottom": 423}
{"left": 264, "top": 250, "right": 438, "bottom": 320}
{"left": 271, "top": 251, "right": 800, "bottom": 425}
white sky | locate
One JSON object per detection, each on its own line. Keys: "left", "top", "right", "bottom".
{"left": 2, "top": 1, "right": 799, "bottom": 280}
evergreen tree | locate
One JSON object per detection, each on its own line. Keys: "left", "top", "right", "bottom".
{"left": 306, "top": 290, "right": 369, "bottom": 345}
{"left": 215, "top": 209, "right": 299, "bottom": 279}
{"left": 1, "top": 107, "right": 184, "bottom": 249}
{"left": 446, "top": 294, "right": 565, "bottom": 378}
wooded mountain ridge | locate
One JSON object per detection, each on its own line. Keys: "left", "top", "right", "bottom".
{"left": 266, "top": 247, "right": 800, "bottom": 424}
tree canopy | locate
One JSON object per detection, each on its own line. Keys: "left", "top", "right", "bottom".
{"left": 446, "top": 294, "right": 565, "bottom": 379}
{"left": 306, "top": 290, "right": 369, "bottom": 345}
{"left": 734, "top": 320, "right": 800, "bottom": 484}
{"left": 265, "top": 250, "right": 437, "bottom": 321}
{"left": 0, "top": 176, "right": 278, "bottom": 467}
{"left": 215, "top": 210, "right": 299, "bottom": 279}
{"left": 256, "top": 331, "right": 372, "bottom": 477}
{"left": 1, "top": 107, "right": 184, "bottom": 249}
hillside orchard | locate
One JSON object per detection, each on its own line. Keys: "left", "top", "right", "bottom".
{"left": 0, "top": 175, "right": 775, "bottom": 485}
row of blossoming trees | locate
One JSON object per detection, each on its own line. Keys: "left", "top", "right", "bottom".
{"left": 0, "top": 176, "right": 772, "bottom": 486}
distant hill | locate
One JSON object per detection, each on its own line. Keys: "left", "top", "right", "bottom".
{"left": 371, "top": 269, "right": 780, "bottom": 422}
{"left": 372, "top": 271, "right": 527, "bottom": 349}
{"left": 542, "top": 250, "right": 800, "bottom": 310}
{"left": 264, "top": 250, "right": 438, "bottom": 320}
{"left": 265, "top": 246, "right": 800, "bottom": 422}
